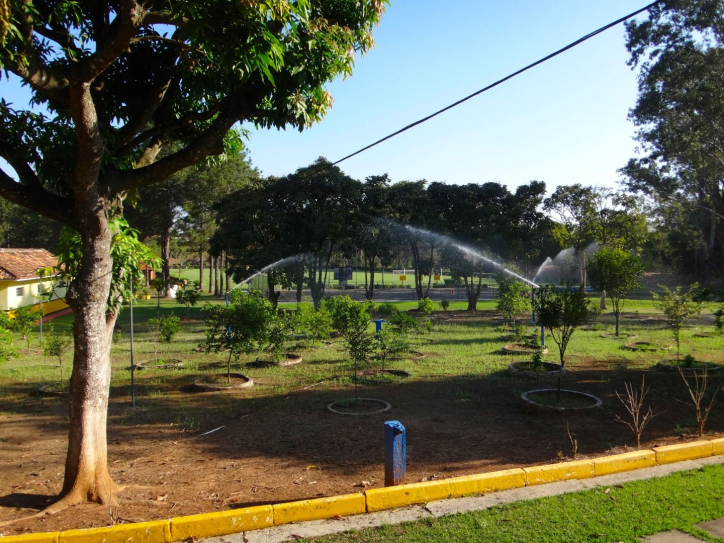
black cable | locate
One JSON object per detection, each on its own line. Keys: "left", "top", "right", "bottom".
{"left": 330, "top": 0, "right": 661, "bottom": 167}
{"left": 218, "top": 0, "right": 661, "bottom": 219}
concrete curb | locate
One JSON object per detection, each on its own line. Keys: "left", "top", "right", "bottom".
{"left": 3, "top": 438, "right": 724, "bottom": 543}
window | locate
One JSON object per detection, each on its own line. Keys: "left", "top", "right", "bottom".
{"left": 15, "top": 287, "right": 24, "bottom": 297}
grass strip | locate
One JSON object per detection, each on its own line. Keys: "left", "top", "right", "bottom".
{"left": 314, "top": 465, "right": 724, "bottom": 542}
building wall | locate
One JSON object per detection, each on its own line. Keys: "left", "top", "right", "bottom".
{"left": 0, "top": 278, "right": 68, "bottom": 312}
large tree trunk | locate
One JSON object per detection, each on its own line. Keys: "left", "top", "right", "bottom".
{"left": 161, "top": 229, "right": 172, "bottom": 299}
{"left": 60, "top": 208, "right": 115, "bottom": 508}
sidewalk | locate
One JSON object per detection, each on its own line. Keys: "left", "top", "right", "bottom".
{"left": 206, "top": 455, "right": 724, "bottom": 543}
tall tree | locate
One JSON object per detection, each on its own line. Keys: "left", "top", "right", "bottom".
{"left": 623, "top": 0, "right": 724, "bottom": 284}
{"left": 0, "top": 0, "right": 387, "bottom": 511}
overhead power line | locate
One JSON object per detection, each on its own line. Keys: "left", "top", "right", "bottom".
{"left": 329, "top": 0, "right": 661, "bottom": 168}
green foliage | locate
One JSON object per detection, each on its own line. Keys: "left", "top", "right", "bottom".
{"left": 112, "top": 330, "right": 122, "bottom": 345}
{"left": 148, "top": 316, "right": 181, "bottom": 343}
{"left": 496, "top": 280, "right": 532, "bottom": 326}
{"left": 43, "top": 326, "right": 72, "bottom": 382}
{"left": 440, "top": 299, "right": 450, "bottom": 312}
{"left": 176, "top": 281, "right": 201, "bottom": 318}
{"left": 533, "top": 285, "right": 590, "bottom": 371}
{"left": 265, "top": 312, "right": 294, "bottom": 362}
{"left": 12, "top": 304, "right": 40, "bottom": 349}
{"left": 653, "top": 284, "right": 701, "bottom": 361}
{"left": 532, "top": 348, "right": 544, "bottom": 371}
{"left": 150, "top": 278, "right": 165, "bottom": 298}
{"left": 682, "top": 354, "right": 696, "bottom": 369}
{"left": 203, "top": 291, "right": 275, "bottom": 380}
{"left": 587, "top": 248, "right": 645, "bottom": 335}
{"left": 0, "top": 324, "right": 18, "bottom": 366}
{"left": 323, "top": 296, "right": 375, "bottom": 366}
{"left": 294, "top": 304, "right": 332, "bottom": 345}
{"left": 714, "top": 305, "right": 724, "bottom": 334}
{"left": 424, "top": 318, "right": 433, "bottom": 334}
{"left": 417, "top": 297, "right": 435, "bottom": 315}
{"left": 374, "top": 329, "right": 410, "bottom": 370}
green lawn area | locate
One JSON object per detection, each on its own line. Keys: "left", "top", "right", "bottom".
{"left": 313, "top": 465, "right": 724, "bottom": 543}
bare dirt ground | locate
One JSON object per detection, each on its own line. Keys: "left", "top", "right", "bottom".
{"left": 2, "top": 356, "right": 723, "bottom": 536}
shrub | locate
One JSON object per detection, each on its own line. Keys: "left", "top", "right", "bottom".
{"left": 0, "top": 326, "right": 18, "bottom": 367}
{"left": 496, "top": 280, "right": 531, "bottom": 326}
{"left": 682, "top": 354, "right": 696, "bottom": 368}
{"left": 714, "top": 305, "right": 724, "bottom": 334}
{"left": 374, "top": 329, "right": 410, "bottom": 370}
{"left": 653, "top": 283, "right": 701, "bottom": 361}
{"left": 294, "top": 303, "right": 332, "bottom": 345}
{"left": 440, "top": 299, "right": 450, "bottom": 312}
{"left": 12, "top": 304, "right": 40, "bottom": 350}
{"left": 149, "top": 315, "right": 181, "bottom": 343}
{"left": 43, "top": 326, "right": 72, "bottom": 382}
{"left": 417, "top": 298, "right": 435, "bottom": 315}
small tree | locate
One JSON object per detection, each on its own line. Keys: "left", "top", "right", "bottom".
{"left": 203, "top": 291, "right": 274, "bottom": 383}
{"left": 294, "top": 303, "right": 333, "bottom": 346}
{"left": 496, "top": 280, "right": 532, "bottom": 327}
{"left": 587, "top": 248, "right": 645, "bottom": 336}
{"left": 43, "top": 327, "right": 72, "bottom": 383}
{"left": 375, "top": 329, "right": 410, "bottom": 371}
{"left": 533, "top": 285, "right": 590, "bottom": 393}
{"left": 679, "top": 368, "right": 720, "bottom": 438}
{"left": 265, "top": 311, "right": 294, "bottom": 362}
{"left": 324, "top": 296, "right": 376, "bottom": 402}
{"left": 150, "top": 277, "right": 165, "bottom": 312}
{"left": 176, "top": 281, "right": 202, "bottom": 319}
{"left": 12, "top": 304, "right": 41, "bottom": 352}
{"left": 653, "top": 284, "right": 701, "bottom": 361}
{"left": 147, "top": 315, "right": 181, "bottom": 363}
{"left": 0, "top": 325, "right": 19, "bottom": 367}
{"left": 417, "top": 298, "right": 435, "bottom": 315}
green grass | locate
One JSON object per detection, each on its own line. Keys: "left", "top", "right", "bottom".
{"left": 312, "top": 465, "right": 724, "bottom": 543}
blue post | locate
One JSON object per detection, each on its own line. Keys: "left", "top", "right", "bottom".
{"left": 372, "top": 319, "right": 385, "bottom": 334}
{"left": 384, "top": 420, "right": 406, "bottom": 487}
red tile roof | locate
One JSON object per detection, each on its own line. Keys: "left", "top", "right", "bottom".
{"left": 0, "top": 249, "right": 58, "bottom": 280}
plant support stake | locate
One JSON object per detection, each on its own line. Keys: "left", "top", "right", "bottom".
{"left": 130, "top": 276, "right": 136, "bottom": 408}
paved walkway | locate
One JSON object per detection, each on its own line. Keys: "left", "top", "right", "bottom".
{"left": 207, "top": 455, "right": 724, "bottom": 543}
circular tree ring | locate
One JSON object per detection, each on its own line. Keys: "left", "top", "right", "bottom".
{"left": 655, "top": 359, "right": 722, "bottom": 373}
{"left": 192, "top": 373, "right": 254, "bottom": 392}
{"left": 502, "top": 343, "right": 548, "bottom": 355}
{"left": 508, "top": 361, "right": 565, "bottom": 380}
{"left": 521, "top": 389, "right": 602, "bottom": 413}
{"left": 37, "top": 385, "right": 69, "bottom": 397}
{"left": 327, "top": 398, "right": 392, "bottom": 416}
{"left": 599, "top": 333, "right": 636, "bottom": 340}
{"left": 135, "top": 359, "right": 184, "bottom": 370}
{"left": 623, "top": 341, "right": 669, "bottom": 352}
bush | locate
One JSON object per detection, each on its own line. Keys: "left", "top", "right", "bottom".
{"left": 496, "top": 280, "right": 531, "bottom": 326}
{"left": 12, "top": 304, "right": 40, "bottom": 349}
{"left": 417, "top": 298, "right": 435, "bottom": 315}
{"left": 149, "top": 315, "right": 181, "bottom": 343}
{"left": 294, "top": 303, "right": 332, "bottom": 345}
{"left": 176, "top": 281, "right": 201, "bottom": 318}
{"left": 440, "top": 299, "right": 450, "bottom": 312}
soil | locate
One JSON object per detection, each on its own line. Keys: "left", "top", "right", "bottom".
{"left": 1, "top": 356, "right": 724, "bottom": 534}
{"left": 524, "top": 389, "right": 600, "bottom": 409}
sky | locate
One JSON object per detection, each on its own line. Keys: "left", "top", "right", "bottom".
{"left": 1, "top": 1, "right": 651, "bottom": 194}
{"left": 243, "top": 0, "right": 650, "bottom": 193}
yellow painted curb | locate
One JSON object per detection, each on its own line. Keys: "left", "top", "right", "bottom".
{"left": 594, "top": 450, "right": 656, "bottom": 476}
{"left": 0, "top": 533, "right": 59, "bottom": 543}
{"left": 524, "top": 459, "right": 596, "bottom": 486}
{"left": 59, "top": 521, "right": 170, "bottom": 543}
{"left": 365, "top": 480, "right": 451, "bottom": 512}
{"left": 653, "top": 441, "right": 712, "bottom": 465}
{"left": 273, "top": 493, "right": 366, "bottom": 525}
{"left": 170, "top": 505, "right": 273, "bottom": 541}
{"left": 711, "top": 438, "right": 724, "bottom": 456}
{"left": 448, "top": 468, "right": 526, "bottom": 498}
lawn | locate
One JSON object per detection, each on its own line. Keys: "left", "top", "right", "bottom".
{"left": 0, "top": 294, "right": 723, "bottom": 534}
{"left": 313, "top": 464, "right": 724, "bottom": 543}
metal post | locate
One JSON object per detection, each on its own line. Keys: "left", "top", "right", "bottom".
{"left": 130, "top": 277, "right": 136, "bottom": 408}
{"left": 373, "top": 319, "right": 385, "bottom": 334}
{"left": 384, "top": 420, "right": 406, "bottom": 487}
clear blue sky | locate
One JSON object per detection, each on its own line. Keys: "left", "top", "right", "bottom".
{"left": 244, "top": 0, "right": 649, "bottom": 192}
{"left": 1, "top": 1, "right": 649, "bottom": 194}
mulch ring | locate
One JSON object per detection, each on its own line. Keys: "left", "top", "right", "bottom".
{"left": 623, "top": 341, "right": 670, "bottom": 352}
{"left": 501, "top": 343, "right": 548, "bottom": 355}
{"left": 191, "top": 373, "right": 254, "bottom": 392}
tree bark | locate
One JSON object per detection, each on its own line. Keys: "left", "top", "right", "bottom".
{"left": 60, "top": 206, "right": 115, "bottom": 508}
{"left": 213, "top": 256, "right": 219, "bottom": 296}
{"left": 600, "top": 289, "right": 607, "bottom": 310}
{"left": 208, "top": 253, "right": 213, "bottom": 293}
{"left": 161, "top": 228, "right": 172, "bottom": 298}
{"left": 224, "top": 252, "right": 230, "bottom": 293}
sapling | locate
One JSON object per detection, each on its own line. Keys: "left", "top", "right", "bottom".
{"left": 653, "top": 284, "right": 701, "bottom": 361}
{"left": 615, "top": 377, "right": 660, "bottom": 448}
{"left": 148, "top": 315, "right": 182, "bottom": 363}
{"left": 43, "top": 326, "right": 72, "bottom": 384}
{"left": 0, "top": 325, "right": 18, "bottom": 367}
{"left": 679, "top": 368, "right": 720, "bottom": 438}
{"left": 12, "top": 304, "right": 40, "bottom": 352}
{"left": 417, "top": 297, "right": 435, "bottom": 315}
{"left": 440, "top": 299, "right": 450, "bottom": 312}
{"left": 496, "top": 280, "right": 532, "bottom": 328}
{"left": 374, "top": 329, "right": 411, "bottom": 371}
{"left": 176, "top": 281, "right": 201, "bottom": 319}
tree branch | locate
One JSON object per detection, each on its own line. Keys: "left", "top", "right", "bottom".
{"left": 0, "top": 167, "right": 74, "bottom": 226}
{"left": 0, "top": 142, "right": 43, "bottom": 190}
